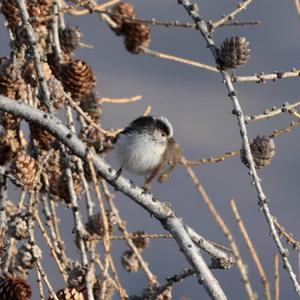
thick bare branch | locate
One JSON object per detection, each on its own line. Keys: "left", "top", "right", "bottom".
{"left": 0, "top": 95, "right": 227, "bottom": 300}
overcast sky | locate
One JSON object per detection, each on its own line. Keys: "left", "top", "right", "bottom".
{"left": 1, "top": 0, "right": 300, "bottom": 299}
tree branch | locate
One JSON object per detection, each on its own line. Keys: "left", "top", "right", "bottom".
{"left": 177, "top": 0, "right": 300, "bottom": 296}
{"left": 0, "top": 95, "right": 227, "bottom": 300}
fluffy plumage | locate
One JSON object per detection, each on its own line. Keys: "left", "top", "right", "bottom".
{"left": 114, "top": 116, "right": 173, "bottom": 176}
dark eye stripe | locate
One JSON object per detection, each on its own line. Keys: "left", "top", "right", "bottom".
{"left": 155, "top": 119, "right": 170, "bottom": 136}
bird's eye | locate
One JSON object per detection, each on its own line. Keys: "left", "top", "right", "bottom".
{"left": 161, "top": 132, "right": 166, "bottom": 137}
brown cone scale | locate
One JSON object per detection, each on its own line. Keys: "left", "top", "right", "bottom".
{"left": 1, "top": 0, "right": 23, "bottom": 28}
{"left": 111, "top": 2, "right": 136, "bottom": 32}
{"left": 123, "top": 22, "right": 150, "bottom": 54}
{"left": 11, "top": 153, "right": 37, "bottom": 190}
{"left": 0, "top": 275, "right": 32, "bottom": 300}
{"left": 219, "top": 36, "right": 250, "bottom": 69}
{"left": 50, "top": 287, "right": 84, "bottom": 300}
{"left": 61, "top": 59, "right": 95, "bottom": 102}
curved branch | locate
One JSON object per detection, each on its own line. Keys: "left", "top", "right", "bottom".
{"left": 0, "top": 95, "right": 227, "bottom": 300}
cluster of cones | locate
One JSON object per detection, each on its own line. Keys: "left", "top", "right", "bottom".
{"left": 110, "top": 2, "right": 151, "bottom": 54}
{"left": 0, "top": 1, "right": 105, "bottom": 299}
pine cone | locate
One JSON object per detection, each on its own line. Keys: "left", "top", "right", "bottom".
{"left": 132, "top": 231, "right": 149, "bottom": 251}
{"left": 143, "top": 284, "right": 172, "bottom": 300}
{"left": 155, "top": 287, "right": 172, "bottom": 300}
{"left": 30, "top": 124, "right": 56, "bottom": 150}
{"left": 45, "top": 151, "right": 82, "bottom": 203}
{"left": 0, "top": 112, "right": 20, "bottom": 130}
{"left": 121, "top": 250, "right": 140, "bottom": 272}
{"left": 22, "top": 61, "right": 52, "bottom": 87}
{"left": 80, "top": 92, "right": 102, "bottom": 122}
{"left": 86, "top": 210, "right": 117, "bottom": 237}
{"left": 16, "top": 243, "right": 42, "bottom": 269}
{"left": 123, "top": 22, "right": 150, "bottom": 54}
{"left": 61, "top": 59, "right": 95, "bottom": 102}
{"left": 8, "top": 213, "right": 29, "bottom": 240}
{"left": 65, "top": 260, "right": 85, "bottom": 287}
{"left": 47, "top": 76, "right": 66, "bottom": 109}
{"left": 0, "top": 275, "right": 31, "bottom": 300}
{"left": 59, "top": 26, "right": 82, "bottom": 54}
{"left": 0, "top": 62, "right": 26, "bottom": 99}
{"left": 241, "top": 136, "right": 275, "bottom": 169}
{"left": 87, "top": 276, "right": 116, "bottom": 300}
{"left": 47, "top": 52, "right": 71, "bottom": 80}
{"left": 0, "top": 130, "right": 26, "bottom": 165}
{"left": 111, "top": 2, "right": 136, "bottom": 33}
{"left": 0, "top": 63, "right": 27, "bottom": 130}
{"left": 219, "top": 36, "right": 250, "bottom": 69}
{"left": 1, "top": 0, "right": 23, "bottom": 28}
{"left": 51, "top": 287, "right": 84, "bottom": 300}
{"left": 11, "top": 153, "right": 37, "bottom": 190}
{"left": 27, "top": 0, "right": 53, "bottom": 26}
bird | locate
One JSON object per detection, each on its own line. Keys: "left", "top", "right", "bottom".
{"left": 113, "top": 115, "right": 181, "bottom": 190}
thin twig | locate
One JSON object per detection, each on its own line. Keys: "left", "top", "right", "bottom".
{"left": 182, "top": 151, "right": 240, "bottom": 167}
{"left": 273, "top": 218, "right": 300, "bottom": 250}
{"left": 0, "top": 95, "right": 227, "bottom": 300}
{"left": 51, "top": 0, "right": 62, "bottom": 61}
{"left": 98, "top": 95, "right": 142, "bottom": 104}
{"left": 183, "top": 159, "right": 256, "bottom": 300}
{"left": 269, "top": 120, "right": 300, "bottom": 138}
{"left": 0, "top": 174, "right": 7, "bottom": 235}
{"left": 16, "top": 0, "right": 52, "bottom": 110}
{"left": 36, "top": 266, "right": 45, "bottom": 300}
{"left": 291, "top": 109, "right": 300, "bottom": 119}
{"left": 295, "top": 0, "right": 300, "bottom": 15}
{"left": 211, "top": 0, "right": 254, "bottom": 29}
{"left": 93, "top": 233, "right": 173, "bottom": 241}
{"left": 28, "top": 192, "right": 59, "bottom": 300}
{"left": 36, "top": 261, "right": 59, "bottom": 300}
{"left": 65, "top": 3, "right": 259, "bottom": 30}
{"left": 63, "top": 149, "right": 95, "bottom": 300}
{"left": 219, "top": 20, "right": 260, "bottom": 27}
{"left": 66, "top": 0, "right": 120, "bottom": 15}
{"left": 86, "top": 152, "right": 111, "bottom": 300}
{"left": 35, "top": 206, "right": 68, "bottom": 283}
{"left": 101, "top": 180, "right": 157, "bottom": 284}
{"left": 183, "top": 119, "right": 300, "bottom": 167}
{"left": 142, "top": 47, "right": 218, "bottom": 73}
{"left": 66, "top": 96, "right": 116, "bottom": 137}
{"left": 148, "top": 269, "right": 196, "bottom": 300}
{"left": 177, "top": 0, "right": 300, "bottom": 295}
{"left": 143, "top": 105, "right": 152, "bottom": 116}
{"left": 230, "top": 199, "right": 271, "bottom": 300}
{"left": 65, "top": 104, "right": 97, "bottom": 277}
{"left": 40, "top": 193, "right": 68, "bottom": 264}
{"left": 274, "top": 254, "right": 280, "bottom": 300}
{"left": 244, "top": 100, "right": 300, "bottom": 123}
{"left": 232, "top": 68, "right": 300, "bottom": 83}
{"left": 89, "top": 220, "right": 235, "bottom": 268}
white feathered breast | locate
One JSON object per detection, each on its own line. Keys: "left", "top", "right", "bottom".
{"left": 115, "top": 132, "right": 167, "bottom": 175}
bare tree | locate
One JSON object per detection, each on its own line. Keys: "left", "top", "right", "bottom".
{"left": 0, "top": 0, "right": 299, "bottom": 299}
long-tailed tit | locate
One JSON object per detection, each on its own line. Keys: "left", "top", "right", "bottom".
{"left": 113, "top": 115, "right": 181, "bottom": 190}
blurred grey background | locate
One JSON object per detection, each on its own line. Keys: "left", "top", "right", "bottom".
{"left": 1, "top": 0, "right": 300, "bottom": 299}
